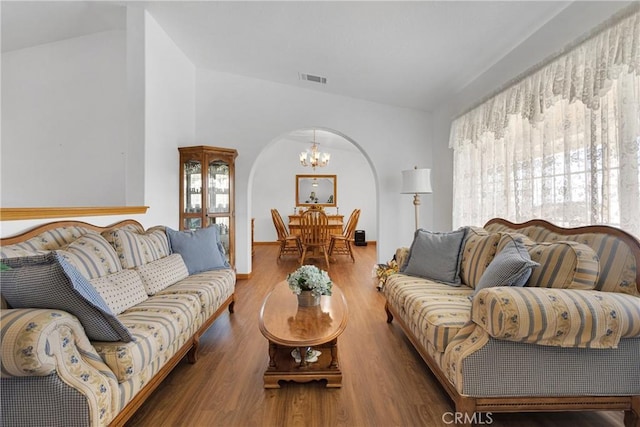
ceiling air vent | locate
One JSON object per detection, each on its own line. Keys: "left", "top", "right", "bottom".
{"left": 299, "top": 73, "right": 327, "bottom": 84}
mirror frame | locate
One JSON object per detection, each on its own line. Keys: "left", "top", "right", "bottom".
{"left": 295, "top": 174, "right": 337, "bottom": 207}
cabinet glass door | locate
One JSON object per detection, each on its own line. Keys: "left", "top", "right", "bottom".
{"left": 184, "top": 160, "right": 202, "bottom": 214}
{"left": 209, "top": 216, "right": 230, "bottom": 261}
{"left": 184, "top": 218, "right": 202, "bottom": 230}
{"left": 208, "top": 160, "right": 230, "bottom": 214}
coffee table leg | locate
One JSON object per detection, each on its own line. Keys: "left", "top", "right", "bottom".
{"left": 268, "top": 341, "right": 277, "bottom": 369}
{"left": 329, "top": 339, "right": 339, "bottom": 368}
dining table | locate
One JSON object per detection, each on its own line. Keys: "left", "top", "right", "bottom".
{"left": 288, "top": 214, "right": 344, "bottom": 239}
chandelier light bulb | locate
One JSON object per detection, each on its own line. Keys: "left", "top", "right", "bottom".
{"left": 299, "top": 130, "right": 330, "bottom": 170}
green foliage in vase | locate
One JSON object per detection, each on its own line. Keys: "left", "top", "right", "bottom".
{"left": 287, "top": 265, "right": 333, "bottom": 297}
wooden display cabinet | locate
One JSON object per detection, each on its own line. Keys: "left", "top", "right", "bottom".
{"left": 178, "top": 146, "right": 238, "bottom": 267}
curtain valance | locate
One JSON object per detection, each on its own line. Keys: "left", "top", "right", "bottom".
{"left": 450, "top": 8, "right": 639, "bottom": 148}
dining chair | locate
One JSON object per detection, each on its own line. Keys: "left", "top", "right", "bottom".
{"left": 298, "top": 209, "right": 331, "bottom": 270}
{"left": 328, "top": 209, "right": 361, "bottom": 262}
{"left": 271, "top": 209, "right": 302, "bottom": 261}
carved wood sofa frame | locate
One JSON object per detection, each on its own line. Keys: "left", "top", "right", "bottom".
{"left": 0, "top": 219, "right": 236, "bottom": 427}
{"left": 385, "top": 218, "right": 640, "bottom": 427}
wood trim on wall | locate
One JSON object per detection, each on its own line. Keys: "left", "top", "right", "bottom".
{"left": 0, "top": 206, "right": 149, "bottom": 221}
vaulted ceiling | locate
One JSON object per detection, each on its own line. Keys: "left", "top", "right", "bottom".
{"left": 1, "top": 1, "right": 632, "bottom": 112}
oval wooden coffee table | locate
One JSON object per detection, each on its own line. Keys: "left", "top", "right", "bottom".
{"left": 259, "top": 281, "right": 348, "bottom": 388}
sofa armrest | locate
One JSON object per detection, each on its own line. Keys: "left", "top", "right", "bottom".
{"left": 1, "top": 308, "right": 120, "bottom": 425}
{"left": 395, "top": 247, "right": 410, "bottom": 270}
{"left": 471, "top": 287, "right": 640, "bottom": 349}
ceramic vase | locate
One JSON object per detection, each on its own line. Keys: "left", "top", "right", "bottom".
{"left": 297, "top": 290, "right": 321, "bottom": 307}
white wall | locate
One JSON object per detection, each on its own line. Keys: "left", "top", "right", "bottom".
{"left": 1, "top": 30, "right": 128, "bottom": 207}
{"left": 430, "top": 1, "right": 633, "bottom": 231}
{"left": 0, "top": 7, "right": 196, "bottom": 238}
{"left": 126, "top": 7, "right": 146, "bottom": 207}
{"left": 0, "top": 213, "right": 150, "bottom": 238}
{"left": 143, "top": 10, "right": 195, "bottom": 228}
{"left": 196, "top": 69, "right": 433, "bottom": 274}
{"left": 253, "top": 134, "right": 376, "bottom": 243}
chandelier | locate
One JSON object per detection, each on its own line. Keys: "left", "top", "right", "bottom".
{"left": 299, "top": 130, "right": 330, "bottom": 170}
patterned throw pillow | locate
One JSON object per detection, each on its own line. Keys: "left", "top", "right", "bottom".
{"left": 135, "top": 254, "right": 190, "bottom": 295}
{"left": 459, "top": 227, "right": 501, "bottom": 288}
{"left": 524, "top": 240, "right": 599, "bottom": 290}
{"left": 0, "top": 227, "right": 100, "bottom": 259}
{"left": 89, "top": 270, "right": 148, "bottom": 314}
{"left": 475, "top": 236, "right": 539, "bottom": 294}
{"left": 1, "top": 226, "right": 97, "bottom": 257}
{"left": 1, "top": 253, "right": 133, "bottom": 342}
{"left": 56, "top": 233, "right": 122, "bottom": 279}
{"left": 166, "top": 227, "right": 230, "bottom": 275}
{"left": 400, "top": 227, "right": 468, "bottom": 286}
{"left": 493, "top": 232, "right": 600, "bottom": 290}
{"left": 102, "top": 227, "right": 170, "bottom": 269}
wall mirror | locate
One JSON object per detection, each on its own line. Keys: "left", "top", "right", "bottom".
{"left": 296, "top": 175, "right": 337, "bottom": 207}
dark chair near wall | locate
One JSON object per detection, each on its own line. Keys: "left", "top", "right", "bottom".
{"left": 328, "top": 209, "right": 361, "bottom": 262}
{"left": 271, "top": 209, "right": 302, "bottom": 261}
{"left": 298, "top": 209, "right": 331, "bottom": 270}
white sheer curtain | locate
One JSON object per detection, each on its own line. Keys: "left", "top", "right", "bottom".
{"left": 450, "top": 8, "right": 640, "bottom": 237}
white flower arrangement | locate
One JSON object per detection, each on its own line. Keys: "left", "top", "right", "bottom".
{"left": 286, "top": 265, "right": 333, "bottom": 297}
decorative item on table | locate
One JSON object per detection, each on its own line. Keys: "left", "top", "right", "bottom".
{"left": 291, "top": 347, "right": 321, "bottom": 364}
{"left": 373, "top": 257, "right": 399, "bottom": 290}
{"left": 306, "top": 191, "right": 319, "bottom": 204}
{"left": 287, "top": 265, "right": 333, "bottom": 307}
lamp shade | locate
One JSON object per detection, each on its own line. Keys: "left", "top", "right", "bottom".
{"left": 401, "top": 168, "right": 432, "bottom": 194}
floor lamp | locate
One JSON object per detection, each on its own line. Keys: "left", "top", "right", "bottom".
{"left": 401, "top": 167, "right": 432, "bottom": 231}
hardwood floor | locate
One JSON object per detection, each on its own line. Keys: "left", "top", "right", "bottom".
{"left": 126, "top": 244, "right": 624, "bottom": 427}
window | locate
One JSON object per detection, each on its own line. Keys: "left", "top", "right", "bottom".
{"left": 450, "top": 10, "right": 640, "bottom": 237}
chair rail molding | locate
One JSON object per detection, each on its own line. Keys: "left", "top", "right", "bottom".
{"left": 0, "top": 206, "right": 149, "bottom": 221}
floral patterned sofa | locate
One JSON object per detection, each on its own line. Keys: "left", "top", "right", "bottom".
{"left": 382, "top": 218, "right": 640, "bottom": 426}
{"left": 0, "top": 220, "right": 236, "bottom": 427}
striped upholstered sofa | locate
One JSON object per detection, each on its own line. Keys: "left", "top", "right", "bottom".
{"left": 383, "top": 218, "right": 640, "bottom": 426}
{"left": 0, "top": 220, "right": 236, "bottom": 427}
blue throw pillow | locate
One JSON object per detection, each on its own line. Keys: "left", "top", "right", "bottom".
{"left": 400, "top": 227, "right": 468, "bottom": 286}
{"left": 1, "top": 253, "right": 133, "bottom": 342}
{"left": 166, "top": 226, "right": 230, "bottom": 275}
{"left": 475, "top": 237, "right": 540, "bottom": 294}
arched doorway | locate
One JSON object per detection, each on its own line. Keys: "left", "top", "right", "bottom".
{"left": 249, "top": 127, "right": 378, "bottom": 266}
